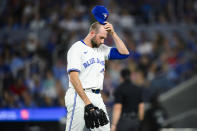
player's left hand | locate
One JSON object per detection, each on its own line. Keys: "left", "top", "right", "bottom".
{"left": 104, "top": 22, "right": 115, "bottom": 34}
{"left": 84, "top": 104, "right": 109, "bottom": 129}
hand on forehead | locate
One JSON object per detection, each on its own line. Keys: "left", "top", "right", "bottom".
{"left": 103, "top": 22, "right": 114, "bottom": 34}
{"left": 98, "top": 25, "right": 108, "bottom": 35}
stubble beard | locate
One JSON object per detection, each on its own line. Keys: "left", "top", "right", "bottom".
{"left": 91, "top": 36, "right": 99, "bottom": 48}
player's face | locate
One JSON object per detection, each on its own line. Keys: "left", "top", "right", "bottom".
{"left": 91, "top": 27, "right": 107, "bottom": 48}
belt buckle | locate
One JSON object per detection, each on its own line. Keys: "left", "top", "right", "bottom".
{"left": 91, "top": 89, "right": 100, "bottom": 94}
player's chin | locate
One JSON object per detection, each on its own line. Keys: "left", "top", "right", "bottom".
{"left": 94, "top": 43, "right": 101, "bottom": 48}
{"left": 97, "top": 43, "right": 102, "bottom": 47}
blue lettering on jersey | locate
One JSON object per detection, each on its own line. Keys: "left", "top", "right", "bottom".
{"left": 97, "top": 58, "right": 100, "bottom": 63}
{"left": 90, "top": 58, "right": 95, "bottom": 64}
{"left": 83, "top": 63, "right": 88, "bottom": 68}
{"left": 96, "top": 58, "right": 105, "bottom": 66}
{"left": 100, "top": 68, "right": 105, "bottom": 73}
{"left": 83, "top": 58, "right": 104, "bottom": 68}
{"left": 100, "top": 61, "right": 105, "bottom": 66}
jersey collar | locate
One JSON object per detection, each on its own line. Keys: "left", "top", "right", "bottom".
{"left": 81, "top": 40, "right": 87, "bottom": 45}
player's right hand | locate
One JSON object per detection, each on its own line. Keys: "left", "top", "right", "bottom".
{"left": 104, "top": 22, "right": 115, "bottom": 34}
{"left": 111, "top": 124, "right": 116, "bottom": 131}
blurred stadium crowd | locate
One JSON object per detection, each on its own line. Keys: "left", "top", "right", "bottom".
{"left": 0, "top": 0, "right": 197, "bottom": 109}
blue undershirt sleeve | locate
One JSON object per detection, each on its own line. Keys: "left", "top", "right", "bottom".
{"left": 108, "top": 48, "right": 129, "bottom": 60}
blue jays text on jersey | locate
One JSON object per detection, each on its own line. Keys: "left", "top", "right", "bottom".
{"left": 83, "top": 58, "right": 105, "bottom": 69}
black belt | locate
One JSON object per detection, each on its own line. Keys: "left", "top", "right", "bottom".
{"left": 122, "top": 112, "right": 137, "bottom": 118}
{"left": 84, "top": 89, "right": 101, "bottom": 94}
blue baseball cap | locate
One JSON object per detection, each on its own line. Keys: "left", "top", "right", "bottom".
{"left": 92, "top": 5, "right": 109, "bottom": 25}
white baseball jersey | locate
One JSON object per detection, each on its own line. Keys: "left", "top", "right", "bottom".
{"left": 65, "top": 40, "right": 128, "bottom": 131}
{"left": 67, "top": 40, "right": 111, "bottom": 90}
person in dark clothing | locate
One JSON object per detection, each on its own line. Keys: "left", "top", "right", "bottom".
{"left": 140, "top": 93, "right": 168, "bottom": 131}
{"left": 111, "top": 68, "right": 144, "bottom": 131}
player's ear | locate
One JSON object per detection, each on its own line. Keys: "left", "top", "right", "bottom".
{"left": 90, "top": 30, "right": 95, "bottom": 35}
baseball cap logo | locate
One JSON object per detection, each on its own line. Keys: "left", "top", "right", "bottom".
{"left": 103, "top": 13, "right": 108, "bottom": 19}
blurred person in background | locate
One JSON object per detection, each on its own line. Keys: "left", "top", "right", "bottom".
{"left": 111, "top": 68, "right": 144, "bottom": 131}
{"left": 41, "top": 69, "right": 57, "bottom": 107}
{"left": 0, "top": 90, "right": 19, "bottom": 108}
{"left": 140, "top": 92, "right": 168, "bottom": 131}
{"left": 9, "top": 77, "right": 27, "bottom": 98}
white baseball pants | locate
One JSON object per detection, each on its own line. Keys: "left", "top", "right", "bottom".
{"left": 65, "top": 88, "right": 110, "bottom": 131}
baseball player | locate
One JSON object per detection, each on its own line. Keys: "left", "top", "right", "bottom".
{"left": 65, "top": 21, "right": 129, "bottom": 131}
{"left": 65, "top": 5, "right": 130, "bottom": 130}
